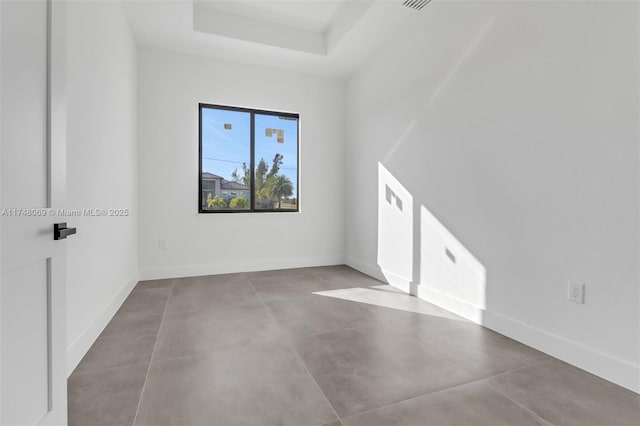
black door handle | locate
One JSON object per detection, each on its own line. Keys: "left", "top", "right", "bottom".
{"left": 54, "top": 223, "right": 77, "bottom": 240}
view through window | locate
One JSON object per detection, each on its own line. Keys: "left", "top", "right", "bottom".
{"left": 199, "top": 104, "right": 299, "bottom": 212}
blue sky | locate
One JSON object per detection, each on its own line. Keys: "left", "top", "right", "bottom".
{"left": 201, "top": 108, "right": 298, "bottom": 194}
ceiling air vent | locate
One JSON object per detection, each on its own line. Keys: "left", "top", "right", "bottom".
{"left": 402, "top": 0, "right": 432, "bottom": 11}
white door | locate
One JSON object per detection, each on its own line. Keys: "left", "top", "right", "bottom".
{"left": 0, "top": 0, "right": 68, "bottom": 425}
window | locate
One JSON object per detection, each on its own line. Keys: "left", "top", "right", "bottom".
{"left": 199, "top": 104, "right": 299, "bottom": 213}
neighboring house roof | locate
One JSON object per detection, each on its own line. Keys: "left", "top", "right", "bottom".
{"left": 202, "top": 172, "right": 250, "bottom": 191}
{"left": 221, "top": 180, "right": 249, "bottom": 190}
{"left": 202, "top": 172, "right": 224, "bottom": 180}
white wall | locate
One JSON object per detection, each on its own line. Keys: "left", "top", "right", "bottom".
{"left": 65, "top": 0, "right": 138, "bottom": 374}
{"left": 137, "top": 49, "right": 345, "bottom": 279}
{"left": 346, "top": 1, "right": 639, "bottom": 392}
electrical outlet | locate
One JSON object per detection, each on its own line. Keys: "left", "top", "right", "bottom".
{"left": 568, "top": 281, "right": 585, "bottom": 304}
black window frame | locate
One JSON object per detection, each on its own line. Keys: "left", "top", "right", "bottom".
{"left": 198, "top": 103, "right": 300, "bottom": 214}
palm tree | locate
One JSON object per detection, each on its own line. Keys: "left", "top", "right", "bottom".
{"left": 268, "top": 175, "right": 293, "bottom": 208}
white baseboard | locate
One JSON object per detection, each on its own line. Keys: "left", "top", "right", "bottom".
{"left": 382, "top": 271, "right": 412, "bottom": 293}
{"left": 481, "top": 308, "right": 640, "bottom": 393}
{"left": 416, "top": 285, "right": 485, "bottom": 323}
{"left": 347, "top": 258, "right": 640, "bottom": 394}
{"left": 346, "top": 257, "right": 414, "bottom": 294}
{"left": 345, "top": 256, "right": 387, "bottom": 282}
{"left": 66, "top": 278, "right": 138, "bottom": 376}
{"left": 140, "top": 255, "right": 346, "bottom": 281}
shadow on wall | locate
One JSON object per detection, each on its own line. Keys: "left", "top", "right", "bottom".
{"left": 377, "top": 162, "right": 487, "bottom": 322}
{"left": 372, "top": 15, "right": 496, "bottom": 322}
{"left": 347, "top": 1, "right": 640, "bottom": 393}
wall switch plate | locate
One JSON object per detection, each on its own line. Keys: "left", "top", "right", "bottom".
{"left": 568, "top": 281, "right": 585, "bottom": 304}
{"left": 158, "top": 239, "right": 166, "bottom": 250}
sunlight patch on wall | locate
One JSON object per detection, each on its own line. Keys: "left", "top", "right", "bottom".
{"left": 419, "top": 205, "right": 487, "bottom": 310}
{"left": 377, "top": 162, "right": 413, "bottom": 291}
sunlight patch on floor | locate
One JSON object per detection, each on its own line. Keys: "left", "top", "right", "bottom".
{"left": 313, "top": 285, "right": 466, "bottom": 321}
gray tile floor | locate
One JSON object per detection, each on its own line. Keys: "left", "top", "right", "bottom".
{"left": 68, "top": 265, "right": 640, "bottom": 426}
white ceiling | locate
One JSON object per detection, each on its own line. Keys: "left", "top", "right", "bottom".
{"left": 195, "top": 0, "right": 346, "bottom": 33}
{"left": 122, "top": 0, "right": 426, "bottom": 77}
